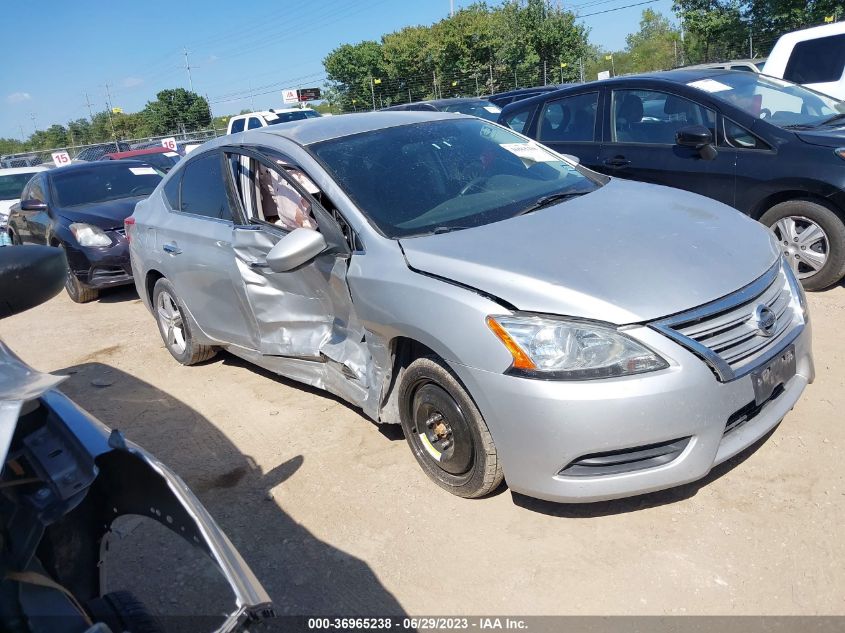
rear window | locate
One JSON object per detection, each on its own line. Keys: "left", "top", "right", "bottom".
{"left": 784, "top": 34, "right": 845, "bottom": 84}
{"left": 51, "top": 164, "right": 162, "bottom": 207}
{"left": 0, "top": 173, "right": 37, "bottom": 199}
{"left": 267, "top": 110, "right": 321, "bottom": 125}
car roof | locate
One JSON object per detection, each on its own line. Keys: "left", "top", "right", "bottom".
{"left": 422, "top": 97, "right": 495, "bottom": 107}
{"left": 45, "top": 159, "right": 155, "bottom": 176}
{"left": 0, "top": 166, "right": 48, "bottom": 175}
{"left": 248, "top": 110, "right": 464, "bottom": 145}
{"left": 102, "top": 148, "right": 171, "bottom": 159}
{"left": 232, "top": 108, "right": 316, "bottom": 118}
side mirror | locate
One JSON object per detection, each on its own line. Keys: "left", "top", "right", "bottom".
{"left": 676, "top": 125, "right": 718, "bottom": 160}
{"left": 266, "top": 228, "right": 327, "bottom": 273}
{"left": 20, "top": 199, "right": 47, "bottom": 211}
{"left": 0, "top": 246, "right": 67, "bottom": 318}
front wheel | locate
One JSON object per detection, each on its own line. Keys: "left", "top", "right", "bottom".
{"left": 398, "top": 357, "right": 503, "bottom": 498}
{"left": 152, "top": 277, "right": 216, "bottom": 365}
{"left": 761, "top": 200, "right": 845, "bottom": 291}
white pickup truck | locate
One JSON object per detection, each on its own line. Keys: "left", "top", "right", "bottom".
{"left": 226, "top": 108, "right": 321, "bottom": 134}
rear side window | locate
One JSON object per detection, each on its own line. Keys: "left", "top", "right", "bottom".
{"left": 247, "top": 117, "right": 263, "bottom": 129}
{"left": 784, "top": 34, "right": 845, "bottom": 84}
{"left": 538, "top": 92, "right": 599, "bottom": 142}
{"left": 230, "top": 118, "right": 245, "bottom": 133}
{"left": 179, "top": 153, "right": 233, "bottom": 221}
{"left": 163, "top": 172, "right": 181, "bottom": 209}
{"left": 611, "top": 89, "right": 715, "bottom": 145}
{"left": 502, "top": 107, "right": 533, "bottom": 134}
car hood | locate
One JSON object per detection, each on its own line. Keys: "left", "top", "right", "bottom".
{"left": 795, "top": 127, "right": 845, "bottom": 148}
{"left": 399, "top": 179, "right": 781, "bottom": 324}
{"left": 57, "top": 196, "right": 144, "bottom": 230}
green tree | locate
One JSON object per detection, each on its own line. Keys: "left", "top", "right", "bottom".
{"left": 324, "top": 41, "right": 386, "bottom": 109}
{"left": 142, "top": 88, "right": 212, "bottom": 135}
{"left": 625, "top": 10, "right": 682, "bottom": 71}
{"left": 673, "top": 0, "right": 747, "bottom": 63}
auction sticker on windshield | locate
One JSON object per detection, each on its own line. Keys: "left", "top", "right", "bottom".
{"left": 687, "top": 79, "right": 731, "bottom": 93}
{"left": 129, "top": 167, "right": 158, "bottom": 176}
{"left": 501, "top": 142, "right": 557, "bottom": 162}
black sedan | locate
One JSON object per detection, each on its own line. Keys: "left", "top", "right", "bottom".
{"left": 383, "top": 97, "right": 502, "bottom": 121}
{"left": 498, "top": 69, "right": 845, "bottom": 290}
{"left": 6, "top": 160, "right": 162, "bottom": 302}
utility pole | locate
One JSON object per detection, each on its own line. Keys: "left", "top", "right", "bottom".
{"left": 102, "top": 83, "right": 118, "bottom": 147}
{"left": 19, "top": 124, "right": 25, "bottom": 142}
{"left": 30, "top": 113, "right": 37, "bottom": 133}
{"left": 183, "top": 48, "right": 195, "bottom": 92}
{"left": 370, "top": 76, "right": 376, "bottom": 111}
{"left": 408, "top": 87, "right": 412, "bottom": 103}
{"left": 432, "top": 71, "right": 437, "bottom": 100}
{"left": 543, "top": 60, "right": 547, "bottom": 86}
{"left": 489, "top": 63, "right": 494, "bottom": 93}
{"left": 449, "top": 0, "right": 454, "bottom": 17}
{"left": 579, "top": 57, "right": 584, "bottom": 83}
{"left": 749, "top": 30, "right": 753, "bottom": 58}
{"left": 83, "top": 92, "right": 95, "bottom": 121}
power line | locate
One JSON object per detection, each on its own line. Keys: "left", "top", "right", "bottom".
{"left": 578, "top": 0, "right": 660, "bottom": 18}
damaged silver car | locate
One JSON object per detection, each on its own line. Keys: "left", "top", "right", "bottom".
{"left": 1, "top": 246, "right": 273, "bottom": 631}
{"left": 128, "top": 112, "right": 813, "bottom": 503}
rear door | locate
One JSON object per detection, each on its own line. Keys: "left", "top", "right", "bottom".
{"left": 597, "top": 86, "right": 737, "bottom": 207}
{"left": 223, "top": 146, "right": 370, "bottom": 403}
{"left": 157, "top": 150, "right": 257, "bottom": 348}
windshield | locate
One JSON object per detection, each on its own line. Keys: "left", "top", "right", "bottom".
{"left": 267, "top": 110, "right": 321, "bottom": 125}
{"left": 51, "top": 164, "right": 162, "bottom": 207}
{"left": 689, "top": 73, "right": 845, "bottom": 128}
{"left": 310, "top": 118, "right": 601, "bottom": 238}
{"left": 0, "top": 173, "right": 38, "bottom": 199}
{"left": 439, "top": 100, "right": 502, "bottom": 122}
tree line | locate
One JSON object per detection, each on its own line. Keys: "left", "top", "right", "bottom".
{"left": 0, "top": 89, "right": 212, "bottom": 156}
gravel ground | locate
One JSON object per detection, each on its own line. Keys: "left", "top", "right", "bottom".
{"left": 1, "top": 282, "right": 843, "bottom": 623}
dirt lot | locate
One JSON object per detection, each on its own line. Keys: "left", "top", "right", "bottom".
{"left": 2, "top": 283, "right": 844, "bottom": 620}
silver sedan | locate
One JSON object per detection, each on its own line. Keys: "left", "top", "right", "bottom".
{"left": 127, "top": 112, "right": 813, "bottom": 503}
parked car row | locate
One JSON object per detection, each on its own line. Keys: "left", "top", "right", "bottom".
{"left": 498, "top": 68, "right": 845, "bottom": 290}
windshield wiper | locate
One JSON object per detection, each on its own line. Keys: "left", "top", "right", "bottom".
{"left": 817, "top": 113, "right": 845, "bottom": 127}
{"left": 431, "top": 225, "right": 472, "bottom": 234}
{"left": 514, "top": 191, "right": 587, "bottom": 217}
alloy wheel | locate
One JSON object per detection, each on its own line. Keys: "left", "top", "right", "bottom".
{"left": 771, "top": 215, "right": 829, "bottom": 280}
{"left": 156, "top": 290, "right": 187, "bottom": 355}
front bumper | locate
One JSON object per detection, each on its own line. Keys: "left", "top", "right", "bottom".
{"left": 65, "top": 236, "right": 133, "bottom": 289}
{"left": 452, "top": 322, "right": 814, "bottom": 503}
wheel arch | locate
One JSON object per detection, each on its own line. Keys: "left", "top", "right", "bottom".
{"left": 144, "top": 269, "right": 165, "bottom": 306}
{"left": 750, "top": 190, "right": 844, "bottom": 222}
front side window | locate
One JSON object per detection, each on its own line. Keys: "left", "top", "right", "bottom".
{"left": 502, "top": 107, "right": 533, "bottom": 134}
{"left": 687, "top": 72, "right": 844, "bottom": 129}
{"left": 179, "top": 153, "right": 233, "bottom": 221}
{"left": 784, "top": 34, "right": 845, "bottom": 85}
{"left": 723, "top": 119, "right": 770, "bottom": 150}
{"left": 247, "top": 117, "right": 264, "bottom": 130}
{"left": 611, "top": 89, "right": 715, "bottom": 144}
{"left": 310, "top": 118, "right": 601, "bottom": 238}
{"left": 50, "top": 164, "right": 162, "bottom": 207}
{"left": 538, "top": 92, "right": 598, "bottom": 143}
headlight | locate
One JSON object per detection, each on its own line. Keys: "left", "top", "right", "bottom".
{"left": 782, "top": 255, "right": 808, "bottom": 322}
{"left": 70, "top": 223, "right": 112, "bottom": 247}
{"left": 486, "top": 314, "right": 668, "bottom": 379}
{"left": 835, "top": 148, "right": 845, "bottom": 161}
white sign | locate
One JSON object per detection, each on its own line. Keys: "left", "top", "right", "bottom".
{"left": 283, "top": 88, "right": 299, "bottom": 105}
{"left": 160, "top": 137, "right": 177, "bottom": 152}
{"left": 129, "top": 167, "right": 158, "bottom": 176}
{"left": 501, "top": 142, "right": 557, "bottom": 163}
{"left": 51, "top": 151, "right": 71, "bottom": 166}
{"left": 597, "top": 70, "right": 611, "bottom": 80}
{"left": 687, "top": 79, "right": 731, "bottom": 93}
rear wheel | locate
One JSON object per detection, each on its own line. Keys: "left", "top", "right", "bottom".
{"left": 398, "top": 356, "right": 503, "bottom": 498}
{"left": 152, "top": 277, "right": 216, "bottom": 365}
{"left": 761, "top": 200, "right": 845, "bottom": 291}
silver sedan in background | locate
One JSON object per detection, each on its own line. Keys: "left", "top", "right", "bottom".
{"left": 127, "top": 112, "right": 812, "bottom": 503}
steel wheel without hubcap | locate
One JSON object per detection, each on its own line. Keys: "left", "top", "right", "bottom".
{"left": 410, "top": 383, "right": 474, "bottom": 477}
{"left": 771, "top": 215, "right": 828, "bottom": 280}
{"left": 156, "top": 290, "right": 187, "bottom": 356}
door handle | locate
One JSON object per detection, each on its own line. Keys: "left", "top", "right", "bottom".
{"left": 603, "top": 157, "right": 631, "bottom": 169}
{"left": 162, "top": 243, "right": 182, "bottom": 255}
{"left": 249, "top": 261, "right": 269, "bottom": 269}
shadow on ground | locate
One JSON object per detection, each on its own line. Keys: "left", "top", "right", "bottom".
{"left": 56, "top": 361, "right": 407, "bottom": 627}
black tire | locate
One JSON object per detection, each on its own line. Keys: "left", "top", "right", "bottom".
{"left": 398, "top": 356, "right": 503, "bottom": 498}
{"left": 760, "top": 200, "right": 845, "bottom": 291}
{"left": 86, "top": 590, "right": 164, "bottom": 633}
{"left": 152, "top": 277, "right": 216, "bottom": 365}
{"left": 64, "top": 268, "right": 99, "bottom": 303}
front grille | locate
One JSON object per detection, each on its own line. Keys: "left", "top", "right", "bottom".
{"left": 651, "top": 261, "right": 804, "bottom": 382}
{"left": 559, "top": 437, "right": 690, "bottom": 477}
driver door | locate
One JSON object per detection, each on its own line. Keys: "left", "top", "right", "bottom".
{"left": 223, "top": 147, "right": 370, "bottom": 402}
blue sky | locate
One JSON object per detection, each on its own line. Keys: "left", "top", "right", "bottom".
{"left": 0, "top": 0, "right": 675, "bottom": 140}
